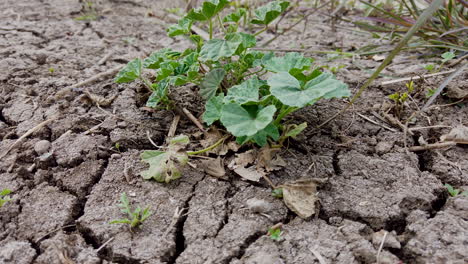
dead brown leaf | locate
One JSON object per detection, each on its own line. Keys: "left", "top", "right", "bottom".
{"left": 199, "top": 128, "right": 239, "bottom": 155}
{"left": 233, "top": 166, "right": 264, "bottom": 182}
{"left": 446, "top": 86, "right": 468, "bottom": 100}
{"left": 258, "top": 147, "right": 286, "bottom": 171}
{"left": 201, "top": 157, "right": 226, "bottom": 178}
{"left": 279, "top": 179, "right": 322, "bottom": 219}
{"left": 440, "top": 125, "right": 468, "bottom": 144}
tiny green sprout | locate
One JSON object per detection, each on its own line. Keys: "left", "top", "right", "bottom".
{"left": 268, "top": 227, "right": 282, "bottom": 241}
{"left": 110, "top": 193, "right": 152, "bottom": 229}
{"left": 423, "top": 64, "right": 435, "bottom": 72}
{"left": 0, "top": 189, "right": 12, "bottom": 207}
{"left": 444, "top": 184, "right": 468, "bottom": 197}
{"left": 441, "top": 52, "right": 455, "bottom": 63}
{"left": 272, "top": 188, "right": 283, "bottom": 198}
{"left": 115, "top": 142, "right": 121, "bottom": 152}
{"left": 48, "top": 67, "right": 55, "bottom": 74}
{"left": 405, "top": 80, "right": 415, "bottom": 93}
{"left": 426, "top": 88, "right": 436, "bottom": 98}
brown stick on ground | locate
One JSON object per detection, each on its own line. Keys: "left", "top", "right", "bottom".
{"left": 182, "top": 107, "right": 206, "bottom": 133}
{"left": 0, "top": 116, "right": 59, "bottom": 160}
{"left": 55, "top": 65, "right": 122, "bottom": 100}
{"left": 409, "top": 142, "right": 457, "bottom": 152}
{"left": 167, "top": 115, "right": 181, "bottom": 138}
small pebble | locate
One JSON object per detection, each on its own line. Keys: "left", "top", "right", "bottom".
{"left": 375, "top": 141, "right": 393, "bottom": 155}
{"left": 111, "top": 153, "right": 122, "bottom": 160}
{"left": 246, "top": 198, "right": 272, "bottom": 214}
{"left": 372, "top": 230, "right": 401, "bottom": 249}
{"left": 34, "top": 140, "right": 51, "bottom": 155}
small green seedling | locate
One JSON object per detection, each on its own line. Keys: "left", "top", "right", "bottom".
{"left": 423, "top": 51, "right": 456, "bottom": 73}
{"left": 426, "top": 88, "right": 436, "bottom": 98}
{"left": 268, "top": 227, "right": 282, "bottom": 241}
{"left": 114, "top": 142, "right": 121, "bottom": 152}
{"left": 444, "top": 184, "right": 468, "bottom": 197}
{"left": 110, "top": 193, "right": 152, "bottom": 229}
{"left": 271, "top": 188, "right": 283, "bottom": 198}
{"left": 388, "top": 80, "right": 414, "bottom": 117}
{"left": 0, "top": 189, "right": 12, "bottom": 207}
{"left": 48, "top": 67, "right": 55, "bottom": 74}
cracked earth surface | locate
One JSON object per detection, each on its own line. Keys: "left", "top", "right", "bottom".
{"left": 1, "top": 0, "right": 467, "bottom": 263}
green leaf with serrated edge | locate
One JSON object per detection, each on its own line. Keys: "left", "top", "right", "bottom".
{"left": 220, "top": 104, "right": 276, "bottom": 137}
{"left": 263, "top": 52, "right": 312, "bottom": 75}
{"left": 200, "top": 68, "right": 225, "bottom": 100}
{"left": 199, "top": 34, "right": 243, "bottom": 61}
{"left": 251, "top": 1, "right": 290, "bottom": 25}
{"left": 186, "top": 0, "right": 229, "bottom": 21}
{"left": 441, "top": 52, "right": 455, "bottom": 62}
{"left": 223, "top": 8, "right": 246, "bottom": 23}
{"left": 167, "top": 17, "right": 193, "bottom": 37}
{"left": 268, "top": 72, "right": 350, "bottom": 108}
{"left": 202, "top": 94, "right": 224, "bottom": 125}
{"left": 285, "top": 122, "right": 307, "bottom": 138}
{"left": 114, "top": 58, "right": 142, "bottom": 83}
{"left": 224, "top": 78, "right": 262, "bottom": 104}
{"left": 140, "top": 136, "right": 189, "bottom": 183}
{"left": 243, "top": 51, "right": 266, "bottom": 67}
{"left": 237, "top": 122, "right": 279, "bottom": 146}
{"left": 253, "top": 51, "right": 274, "bottom": 67}
{"left": 146, "top": 80, "right": 169, "bottom": 108}
{"left": 143, "top": 49, "right": 180, "bottom": 69}
{"left": 231, "top": 32, "right": 256, "bottom": 54}
{"left": 156, "top": 61, "right": 180, "bottom": 81}
{"left": 140, "top": 150, "right": 187, "bottom": 183}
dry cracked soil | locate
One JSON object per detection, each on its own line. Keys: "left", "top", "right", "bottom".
{"left": 0, "top": 0, "right": 467, "bottom": 264}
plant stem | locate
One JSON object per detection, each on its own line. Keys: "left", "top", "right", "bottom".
{"left": 253, "top": 26, "right": 267, "bottom": 36}
{"left": 140, "top": 76, "right": 153, "bottom": 92}
{"left": 209, "top": 19, "right": 213, "bottom": 39}
{"left": 187, "top": 136, "right": 229, "bottom": 155}
{"left": 217, "top": 14, "right": 227, "bottom": 33}
{"left": 274, "top": 106, "right": 297, "bottom": 126}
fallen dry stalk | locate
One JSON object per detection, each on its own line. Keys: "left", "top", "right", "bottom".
{"left": 380, "top": 69, "right": 456, "bottom": 86}
{"left": 0, "top": 116, "right": 59, "bottom": 160}
{"left": 409, "top": 142, "right": 457, "bottom": 152}
{"left": 55, "top": 65, "right": 122, "bottom": 100}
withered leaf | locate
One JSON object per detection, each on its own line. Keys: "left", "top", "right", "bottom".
{"left": 279, "top": 179, "right": 321, "bottom": 219}
{"left": 440, "top": 125, "right": 468, "bottom": 144}
{"left": 201, "top": 157, "right": 226, "bottom": 178}
{"left": 233, "top": 166, "right": 264, "bottom": 182}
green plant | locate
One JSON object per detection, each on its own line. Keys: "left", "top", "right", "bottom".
{"left": 271, "top": 188, "right": 283, "bottom": 198}
{"left": 388, "top": 80, "right": 415, "bottom": 117}
{"left": 444, "top": 184, "right": 468, "bottom": 197}
{"left": 268, "top": 227, "right": 282, "bottom": 241}
{"left": 115, "top": 0, "right": 350, "bottom": 149}
{"left": 423, "top": 51, "right": 456, "bottom": 73}
{"left": 110, "top": 193, "right": 152, "bottom": 229}
{"left": 0, "top": 189, "right": 12, "bottom": 207}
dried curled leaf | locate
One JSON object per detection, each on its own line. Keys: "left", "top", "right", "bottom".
{"left": 279, "top": 179, "right": 321, "bottom": 219}
{"left": 140, "top": 135, "right": 189, "bottom": 183}
{"left": 440, "top": 125, "right": 468, "bottom": 144}
{"left": 201, "top": 157, "right": 226, "bottom": 178}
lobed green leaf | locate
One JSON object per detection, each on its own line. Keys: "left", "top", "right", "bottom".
{"left": 199, "top": 34, "right": 243, "bottom": 61}
{"left": 202, "top": 94, "right": 224, "bottom": 125}
{"left": 200, "top": 68, "right": 226, "bottom": 100}
{"left": 220, "top": 104, "right": 276, "bottom": 137}
{"left": 167, "top": 17, "right": 193, "bottom": 37}
{"left": 268, "top": 72, "right": 350, "bottom": 107}
{"left": 114, "top": 58, "right": 142, "bottom": 83}
{"left": 186, "top": 0, "right": 229, "bottom": 21}
{"left": 251, "top": 1, "right": 290, "bottom": 25}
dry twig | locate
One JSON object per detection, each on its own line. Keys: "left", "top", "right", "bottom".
{"left": 0, "top": 116, "right": 58, "bottom": 160}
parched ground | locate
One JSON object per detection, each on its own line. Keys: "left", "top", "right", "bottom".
{"left": 1, "top": 0, "right": 467, "bottom": 263}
